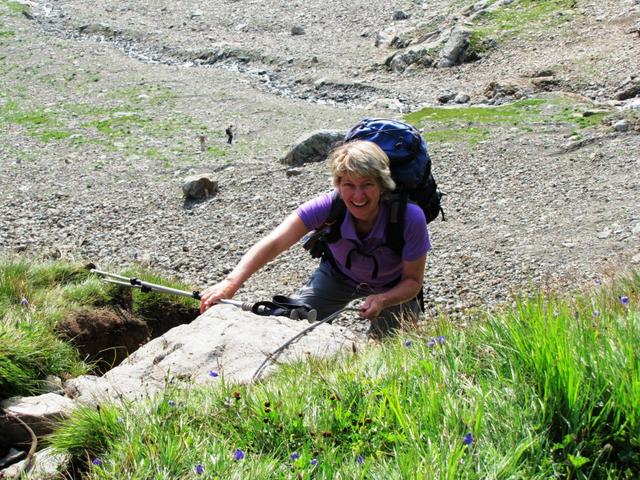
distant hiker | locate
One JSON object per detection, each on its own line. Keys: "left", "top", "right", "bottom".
{"left": 200, "top": 138, "right": 432, "bottom": 338}
{"left": 225, "top": 125, "right": 233, "bottom": 144}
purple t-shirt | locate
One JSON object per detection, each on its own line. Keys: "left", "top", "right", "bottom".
{"left": 296, "top": 192, "right": 431, "bottom": 289}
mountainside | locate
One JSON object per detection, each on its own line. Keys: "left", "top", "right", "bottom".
{"left": 1, "top": 0, "right": 639, "bottom": 324}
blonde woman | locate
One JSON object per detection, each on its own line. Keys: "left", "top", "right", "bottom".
{"left": 200, "top": 140, "right": 431, "bottom": 336}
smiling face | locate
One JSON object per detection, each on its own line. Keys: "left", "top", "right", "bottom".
{"left": 338, "top": 174, "right": 382, "bottom": 225}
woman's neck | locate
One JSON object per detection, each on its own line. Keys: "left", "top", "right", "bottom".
{"left": 354, "top": 218, "right": 375, "bottom": 238}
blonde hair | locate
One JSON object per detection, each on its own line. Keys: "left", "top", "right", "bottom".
{"left": 329, "top": 140, "right": 396, "bottom": 193}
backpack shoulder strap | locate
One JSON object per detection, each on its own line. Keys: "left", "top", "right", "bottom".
{"left": 322, "top": 191, "right": 346, "bottom": 243}
{"left": 386, "top": 193, "right": 409, "bottom": 254}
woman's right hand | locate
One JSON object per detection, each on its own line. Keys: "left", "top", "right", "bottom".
{"left": 199, "top": 279, "right": 239, "bottom": 314}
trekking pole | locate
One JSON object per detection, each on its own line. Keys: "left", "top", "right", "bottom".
{"left": 90, "top": 269, "right": 317, "bottom": 321}
{"left": 251, "top": 302, "right": 361, "bottom": 381}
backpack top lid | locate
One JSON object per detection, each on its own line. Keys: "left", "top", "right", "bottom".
{"left": 344, "top": 118, "right": 430, "bottom": 190}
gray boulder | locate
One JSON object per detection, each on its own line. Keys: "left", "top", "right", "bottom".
{"left": 0, "top": 393, "right": 75, "bottom": 448}
{"left": 614, "top": 76, "right": 640, "bottom": 101}
{"left": 64, "top": 305, "right": 359, "bottom": 406}
{"left": 436, "top": 26, "right": 472, "bottom": 68}
{"left": 281, "top": 130, "right": 344, "bottom": 166}
{"left": 1, "top": 447, "right": 70, "bottom": 480}
{"left": 386, "top": 46, "right": 435, "bottom": 73}
{"left": 182, "top": 174, "right": 218, "bottom": 200}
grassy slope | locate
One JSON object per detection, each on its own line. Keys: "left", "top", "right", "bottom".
{"left": 48, "top": 271, "right": 640, "bottom": 479}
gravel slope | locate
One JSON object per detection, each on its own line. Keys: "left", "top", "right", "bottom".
{"left": 1, "top": 0, "right": 639, "bottom": 329}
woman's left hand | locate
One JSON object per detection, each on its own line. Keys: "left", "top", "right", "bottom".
{"left": 359, "top": 294, "right": 386, "bottom": 319}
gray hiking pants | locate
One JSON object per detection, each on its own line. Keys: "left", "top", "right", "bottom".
{"left": 295, "top": 261, "right": 422, "bottom": 338}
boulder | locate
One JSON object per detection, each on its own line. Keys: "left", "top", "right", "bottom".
{"left": 280, "top": 130, "right": 344, "bottom": 166}
{"left": 0, "top": 393, "right": 75, "bottom": 448}
{"left": 386, "top": 46, "right": 435, "bottom": 73}
{"left": 375, "top": 27, "right": 400, "bottom": 48}
{"left": 366, "top": 98, "right": 406, "bottom": 113}
{"left": 182, "top": 174, "right": 218, "bottom": 200}
{"left": 0, "top": 447, "right": 70, "bottom": 480}
{"left": 64, "top": 305, "right": 359, "bottom": 406}
{"left": 436, "top": 26, "right": 472, "bottom": 68}
{"left": 614, "top": 77, "right": 640, "bottom": 101}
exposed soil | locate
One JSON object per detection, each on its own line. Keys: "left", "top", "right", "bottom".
{"left": 56, "top": 300, "right": 199, "bottom": 373}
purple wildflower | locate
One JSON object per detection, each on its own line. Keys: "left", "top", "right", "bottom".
{"left": 310, "top": 458, "right": 318, "bottom": 466}
{"left": 620, "top": 296, "right": 629, "bottom": 306}
{"left": 209, "top": 370, "right": 219, "bottom": 378}
{"left": 463, "top": 433, "right": 474, "bottom": 445}
{"left": 437, "top": 335, "right": 445, "bottom": 345}
{"left": 427, "top": 338, "right": 436, "bottom": 348}
{"left": 194, "top": 464, "right": 204, "bottom": 475}
{"left": 234, "top": 449, "right": 245, "bottom": 461}
{"left": 357, "top": 455, "right": 364, "bottom": 465}
{"left": 92, "top": 458, "right": 103, "bottom": 466}
{"left": 20, "top": 296, "right": 29, "bottom": 308}
{"left": 405, "top": 340, "right": 411, "bottom": 347}
{"left": 290, "top": 451, "right": 300, "bottom": 461}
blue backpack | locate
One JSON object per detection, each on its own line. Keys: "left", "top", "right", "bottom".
{"left": 304, "top": 118, "right": 444, "bottom": 266}
{"left": 344, "top": 118, "right": 443, "bottom": 228}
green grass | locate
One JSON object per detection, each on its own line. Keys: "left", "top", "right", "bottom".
{"left": 404, "top": 95, "right": 613, "bottom": 144}
{"left": 47, "top": 270, "right": 640, "bottom": 479}
{"left": 472, "top": 0, "right": 576, "bottom": 45}
{"left": 0, "top": 0, "right": 28, "bottom": 37}
{"left": 0, "top": 61, "right": 224, "bottom": 160}
{"left": 0, "top": 258, "right": 199, "bottom": 398}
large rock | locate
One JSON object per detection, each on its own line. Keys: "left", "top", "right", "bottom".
{"left": 182, "top": 174, "right": 218, "bottom": 200}
{"left": 1, "top": 447, "right": 70, "bottom": 480}
{"left": 386, "top": 46, "right": 435, "bottom": 73}
{"left": 64, "top": 305, "right": 359, "bottom": 406}
{"left": 0, "top": 393, "right": 75, "bottom": 449}
{"left": 436, "top": 26, "right": 472, "bottom": 68}
{"left": 280, "top": 130, "right": 344, "bottom": 166}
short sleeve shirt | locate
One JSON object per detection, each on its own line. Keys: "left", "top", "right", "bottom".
{"left": 296, "top": 192, "right": 431, "bottom": 290}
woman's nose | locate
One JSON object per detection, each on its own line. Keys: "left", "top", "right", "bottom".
{"left": 353, "top": 187, "right": 366, "bottom": 199}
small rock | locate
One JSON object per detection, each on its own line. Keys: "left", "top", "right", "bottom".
{"left": 454, "top": 93, "right": 471, "bottom": 104}
{"left": 392, "top": 10, "right": 410, "bottom": 20}
{"left": 286, "top": 168, "right": 304, "bottom": 177}
{"left": 596, "top": 228, "right": 612, "bottom": 239}
{"left": 291, "top": 25, "right": 305, "bottom": 36}
{"left": 314, "top": 78, "right": 327, "bottom": 89}
{"left": 613, "top": 119, "right": 630, "bottom": 132}
{"left": 437, "top": 91, "right": 456, "bottom": 103}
